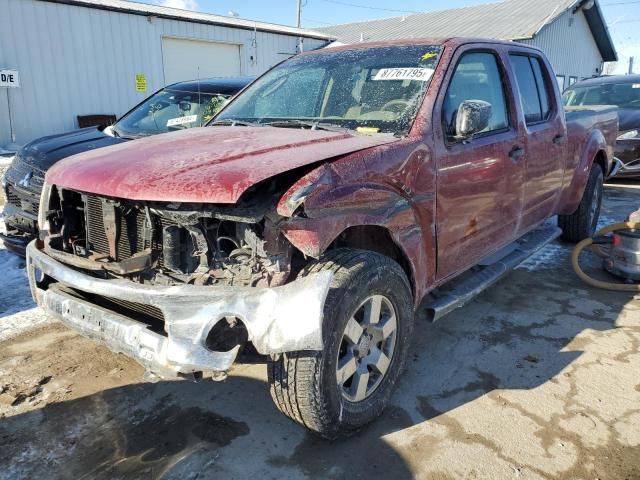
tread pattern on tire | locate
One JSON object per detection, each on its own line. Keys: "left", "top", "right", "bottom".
{"left": 558, "top": 163, "right": 603, "bottom": 243}
{"left": 267, "top": 248, "right": 410, "bottom": 438}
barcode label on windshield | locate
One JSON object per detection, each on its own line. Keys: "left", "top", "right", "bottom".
{"left": 373, "top": 68, "right": 435, "bottom": 81}
{"left": 167, "top": 115, "right": 198, "bottom": 127}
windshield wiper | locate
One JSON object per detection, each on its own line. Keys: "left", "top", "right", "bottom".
{"left": 210, "top": 119, "right": 262, "bottom": 127}
{"left": 264, "top": 120, "right": 350, "bottom": 133}
{"left": 111, "top": 128, "right": 141, "bottom": 140}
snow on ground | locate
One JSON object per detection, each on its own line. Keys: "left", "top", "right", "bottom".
{"left": 517, "top": 212, "right": 621, "bottom": 272}
{"left": 0, "top": 155, "right": 14, "bottom": 167}
{"left": 0, "top": 209, "right": 51, "bottom": 342}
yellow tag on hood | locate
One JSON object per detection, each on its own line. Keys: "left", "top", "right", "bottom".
{"left": 356, "top": 126, "right": 380, "bottom": 134}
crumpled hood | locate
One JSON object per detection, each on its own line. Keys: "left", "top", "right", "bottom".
{"left": 47, "top": 126, "right": 398, "bottom": 204}
{"left": 19, "top": 127, "right": 124, "bottom": 172}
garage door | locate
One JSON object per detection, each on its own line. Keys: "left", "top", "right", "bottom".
{"left": 162, "top": 37, "right": 241, "bottom": 85}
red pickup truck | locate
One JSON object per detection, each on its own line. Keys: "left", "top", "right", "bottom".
{"left": 28, "top": 38, "right": 617, "bottom": 438}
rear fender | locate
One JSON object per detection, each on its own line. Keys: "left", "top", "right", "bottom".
{"left": 557, "top": 129, "right": 607, "bottom": 215}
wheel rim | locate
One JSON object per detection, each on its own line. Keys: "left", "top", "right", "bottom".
{"left": 335, "top": 294, "right": 398, "bottom": 403}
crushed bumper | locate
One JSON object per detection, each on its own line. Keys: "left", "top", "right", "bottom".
{"left": 26, "top": 241, "right": 332, "bottom": 379}
{"left": 1, "top": 204, "right": 37, "bottom": 257}
{"left": 0, "top": 230, "right": 32, "bottom": 257}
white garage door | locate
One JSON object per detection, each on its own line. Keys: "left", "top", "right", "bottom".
{"left": 162, "top": 37, "right": 241, "bottom": 85}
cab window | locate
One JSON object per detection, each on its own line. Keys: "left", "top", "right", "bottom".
{"left": 510, "top": 54, "right": 552, "bottom": 125}
{"left": 442, "top": 52, "right": 510, "bottom": 143}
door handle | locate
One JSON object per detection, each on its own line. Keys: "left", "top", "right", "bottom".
{"left": 553, "top": 134, "right": 565, "bottom": 145}
{"left": 509, "top": 146, "right": 525, "bottom": 160}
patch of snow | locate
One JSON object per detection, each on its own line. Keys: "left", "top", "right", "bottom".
{"left": 517, "top": 213, "right": 623, "bottom": 273}
{"left": 0, "top": 154, "right": 14, "bottom": 167}
{"left": 0, "top": 208, "right": 51, "bottom": 342}
{"left": 517, "top": 242, "right": 570, "bottom": 272}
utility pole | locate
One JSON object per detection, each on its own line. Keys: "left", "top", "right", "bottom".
{"left": 629, "top": 57, "right": 635, "bottom": 75}
{"left": 296, "top": 0, "right": 303, "bottom": 53}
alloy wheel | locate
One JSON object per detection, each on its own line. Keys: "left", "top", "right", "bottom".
{"left": 335, "top": 294, "right": 398, "bottom": 402}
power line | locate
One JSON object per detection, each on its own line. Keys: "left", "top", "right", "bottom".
{"left": 601, "top": 0, "right": 640, "bottom": 5}
{"left": 303, "top": 17, "right": 336, "bottom": 25}
{"left": 318, "top": 0, "right": 421, "bottom": 14}
{"left": 616, "top": 18, "right": 640, "bottom": 22}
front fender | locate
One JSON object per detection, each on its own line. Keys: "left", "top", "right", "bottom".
{"left": 557, "top": 129, "right": 607, "bottom": 215}
{"left": 277, "top": 162, "right": 431, "bottom": 302}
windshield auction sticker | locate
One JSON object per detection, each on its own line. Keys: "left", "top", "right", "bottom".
{"left": 373, "top": 68, "right": 435, "bottom": 81}
{"left": 167, "top": 115, "right": 198, "bottom": 127}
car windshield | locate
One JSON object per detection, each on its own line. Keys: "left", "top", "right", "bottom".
{"left": 215, "top": 45, "right": 442, "bottom": 136}
{"left": 563, "top": 82, "right": 640, "bottom": 110}
{"left": 113, "top": 88, "right": 231, "bottom": 138}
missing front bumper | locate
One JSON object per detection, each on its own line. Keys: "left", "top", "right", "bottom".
{"left": 26, "top": 241, "right": 332, "bottom": 378}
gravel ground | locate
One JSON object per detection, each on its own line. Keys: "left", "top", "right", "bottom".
{"left": 0, "top": 182, "right": 638, "bottom": 480}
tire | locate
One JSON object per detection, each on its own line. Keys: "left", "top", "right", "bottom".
{"left": 558, "top": 164, "right": 604, "bottom": 242}
{"left": 267, "top": 248, "right": 414, "bottom": 439}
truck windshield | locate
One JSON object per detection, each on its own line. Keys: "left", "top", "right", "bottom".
{"left": 215, "top": 45, "right": 442, "bottom": 136}
{"left": 563, "top": 82, "right": 640, "bottom": 110}
{"left": 113, "top": 89, "right": 230, "bottom": 138}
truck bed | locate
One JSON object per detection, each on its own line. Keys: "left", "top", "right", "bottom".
{"left": 565, "top": 105, "right": 618, "bottom": 176}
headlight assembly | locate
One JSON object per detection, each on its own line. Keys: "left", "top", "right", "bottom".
{"left": 617, "top": 129, "right": 639, "bottom": 141}
{"left": 38, "top": 183, "right": 52, "bottom": 237}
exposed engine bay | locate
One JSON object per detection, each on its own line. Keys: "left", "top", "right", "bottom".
{"left": 41, "top": 184, "right": 297, "bottom": 288}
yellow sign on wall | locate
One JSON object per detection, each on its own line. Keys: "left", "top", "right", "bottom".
{"left": 135, "top": 74, "right": 147, "bottom": 93}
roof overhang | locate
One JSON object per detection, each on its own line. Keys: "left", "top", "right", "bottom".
{"left": 35, "top": 0, "right": 334, "bottom": 40}
{"left": 573, "top": 0, "right": 618, "bottom": 61}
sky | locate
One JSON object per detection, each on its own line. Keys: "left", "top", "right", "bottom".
{"left": 146, "top": 0, "right": 639, "bottom": 74}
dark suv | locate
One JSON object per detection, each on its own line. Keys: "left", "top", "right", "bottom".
{"left": 1, "top": 76, "right": 252, "bottom": 255}
{"left": 564, "top": 74, "right": 640, "bottom": 177}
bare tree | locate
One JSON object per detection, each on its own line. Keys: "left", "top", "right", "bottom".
{"left": 602, "top": 62, "right": 618, "bottom": 75}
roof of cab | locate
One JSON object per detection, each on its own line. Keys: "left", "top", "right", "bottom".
{"left": 166, "top": 76, "right": 255, "bottom": 95}
{"left": 296, "top": 37, "right": 541, "bottom": 56}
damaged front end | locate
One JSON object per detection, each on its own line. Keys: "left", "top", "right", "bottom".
{"left": 28, "top": 182, "right": 332, "bottom": 379}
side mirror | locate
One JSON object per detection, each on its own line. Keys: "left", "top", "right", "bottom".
{"left": 455, "top": 100, "right": 492, "bottom": 138}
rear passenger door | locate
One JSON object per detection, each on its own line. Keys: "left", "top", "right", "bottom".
{"left": 434, "top": 48, "right": 525, "bottom": 281}
{"left": 508, "top": 52, "right": 566, "bottom": 230}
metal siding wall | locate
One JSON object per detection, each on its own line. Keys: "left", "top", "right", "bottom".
{"left": 0, "top": 0, "right": 328, "bottom": 147}
{"left": 520, "top": 9, "right": 603, "bottom": 85}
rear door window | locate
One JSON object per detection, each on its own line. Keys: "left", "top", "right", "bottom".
{"left": 530, "top": 57, "right": 552, "bottom": 120}
{"left": 510, "top": 54, "right": 553, "bottom": 125}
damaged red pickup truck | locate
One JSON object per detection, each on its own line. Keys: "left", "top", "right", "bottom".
{"left": 27, "top": 38, "right": 617, "bottom": 438}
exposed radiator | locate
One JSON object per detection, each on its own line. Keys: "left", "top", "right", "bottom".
{"left": 85, "top": 195, "right": 177, "bottom": 264}
{"left": 85, "top": 195, "right": 150, "bottom": 260}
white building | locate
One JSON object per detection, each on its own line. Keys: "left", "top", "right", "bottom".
{"left": 0, "top": 0, "right": 332, "bottom": 149}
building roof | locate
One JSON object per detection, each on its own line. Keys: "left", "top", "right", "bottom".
{"left": 318, "top": 0, "right": 617, "bottom": 61}
{"left": 38, "top": 0, "right": 333, "bottom": 39}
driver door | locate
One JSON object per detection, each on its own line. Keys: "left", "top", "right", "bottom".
{"left": 433, "top": 48, "right": 526, "bottom": 281}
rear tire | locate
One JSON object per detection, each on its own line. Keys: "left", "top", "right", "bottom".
{"left": 267, "top": 249, "right": 414, "bottom": 439}
{"left": 558, "top": 164, "right": 604, "bottom": 242}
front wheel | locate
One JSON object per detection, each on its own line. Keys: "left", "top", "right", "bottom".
{"left": 267, "top": 249, "right": 414, "bottom": 439}
{"left": 558, "top": 164, "right": 604, "bottom": 242}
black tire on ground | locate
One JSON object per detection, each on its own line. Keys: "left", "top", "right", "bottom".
{"left": 558, "top": 163, "right": 604, "bottom": 242}
{"left": 267, "top": 248, "right": 414, "bottom": 439}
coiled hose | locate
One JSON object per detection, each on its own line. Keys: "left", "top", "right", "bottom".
{"left": 571, "top": 222, "right": 640, "bottom": 292}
